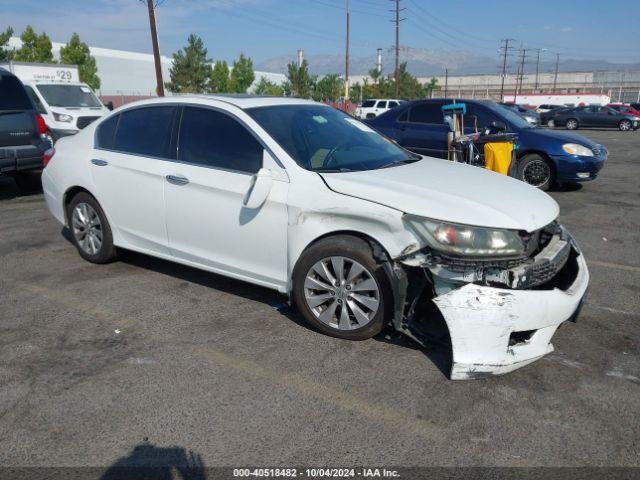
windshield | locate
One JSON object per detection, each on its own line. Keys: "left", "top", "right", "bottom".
{"left": 36, "top": 84, "right": 102, "bottom": 108}
{"left": 247, "top": 104, "right": 417, "bottom": 172}
{"left": 488, "top": 102, "right": 533, "bottom": 129}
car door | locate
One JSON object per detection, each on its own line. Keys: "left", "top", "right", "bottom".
{"left": 164, "top": 105, "right": 289, "bottom": 289}
{"left": 602, "top": 107, "right": 622, "bottom": 127}
{"left": 579, "top": 106, "right": 599, "bottom": 127}
{"left": 91, "top": 105, "right": 177, "bottom": 255}
{"left": 396, "top": 102, "right": 449, "bottom": 158}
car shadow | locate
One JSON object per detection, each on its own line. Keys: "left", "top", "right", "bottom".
{"left": 0, "top": 175, "right": 42, "bottom": 200}
{"left": 552, "top": 182, "right": 583, "bottom": 192}
{"left": 100, "top": 441, "right": 207, "bottom": 480}
{"left": 61, "top": 226, "right": 453, "bottom": 379}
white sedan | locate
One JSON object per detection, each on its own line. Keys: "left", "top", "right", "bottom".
{"left": 42, "top": 95, "right": 589, "bottom": 379}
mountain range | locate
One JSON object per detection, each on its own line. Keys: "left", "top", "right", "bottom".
{"left": 257, "top": 46, "right": 640, "bottom": 77}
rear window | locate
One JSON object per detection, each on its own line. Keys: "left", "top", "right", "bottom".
{"left": 96, "top": 115, "right": 119, "bottom": 150}
{"left": 114, "top": 106, "right": 176, "bottom": 158}
{"left": 408, "top": 103, "right": 444, "bottom": 124}
{"left": 0, "top": 75, "right": 33, "bottom": 111}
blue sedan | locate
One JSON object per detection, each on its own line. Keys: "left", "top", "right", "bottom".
{"left": 366, "top": 99, "right": 607, "bottom": 190}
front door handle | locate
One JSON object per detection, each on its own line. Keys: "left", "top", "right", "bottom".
{"left": 91, "top": 159, "right": 108, "bottom": 166}
{"left": 166, "top": 174, "right": 189, "bottom": 186}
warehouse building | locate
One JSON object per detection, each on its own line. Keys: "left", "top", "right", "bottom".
{"left": 7, "top": 37, "right": 286, "bottom": 102}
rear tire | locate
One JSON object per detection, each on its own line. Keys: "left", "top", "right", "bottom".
{"left": 66, "top": 192, "right": 119, "bottom": 264}
{"left": 565, "top": 118, "right": 579, "bottom": 130}
{"left": 517, "top": 154, "right": 555, "bottom": 191}
{"left": 292, "top": 235, "right": 391, "bottom": 341}
{"left": 366, "top": 113, "right": 376, "bottom": 119}
{"left": 619, "top": 119, "right": 632, "bottom": 131}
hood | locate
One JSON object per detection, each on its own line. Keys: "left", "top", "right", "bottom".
{"left": 320, "top": 158, "right": 559, "bottom": 232}
{"left": 518, "top": 127, "right": 599, "bottom": 148}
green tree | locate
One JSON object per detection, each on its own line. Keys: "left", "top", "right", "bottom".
{"left": 229, "top": 53, "right": 255, "bottom": 93}
{"left": 254, "top": 76, "right": 284, "bottom": 96}
{"left": 14, "top": 26, "right": 55, "bottom": 63}
{"left": 424, "top": 77, "right": 439, "bottom": 97}
{"left": 0, "top": 26, "right": 14, "bottom": 61}
{"left": 368, "top": 67, "right": 382, "bottom": 85}
{"left": 283, "top": 60, "right": 316, "bottom": 98}
{"left": 165, "top": 34, "right": 212, "bottom": 93}
{"left": 313, "top": 74, "right": 343, "bottom": 102}
{"left": 209, "top": 60, "right": 230, "bottom": 93}
{"left": 59, "top": 33, "right": 101, "bottom": 90}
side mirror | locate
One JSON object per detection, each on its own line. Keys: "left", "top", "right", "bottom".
{"left": 243, "top": 168, "right": 273, "bottom": 209}
{"left": 491, "top": 120, "right": 507, "bottom": 132}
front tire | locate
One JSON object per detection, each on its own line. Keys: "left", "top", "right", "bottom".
{"left": 67, "top": 192, "right": 119, "bottom": 264}
{"left": 517, "top": 154, "right": 554, "bottom": 191}
{"left": 619, "top": 119, "right": 632, "bottom": 131}
{"left": 292, "top": 235, "right": 391, "bottom": 341}
{"left": 565, "top": 118, "right": 579, "bottom": 130}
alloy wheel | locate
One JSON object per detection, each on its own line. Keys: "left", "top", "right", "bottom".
{"left": 522, "top": 159, "right": 551, "bottom": 188}
{"left": 72, "top": 202, "right": 103, "bottom": 255}
{"left": 566, "top": 119, "right": 578, "bottom": 130}
{"left": 620, "top": 120, "right": 631, "bottom": 131}
{"left": 304, "top": 256, "right": 380, "bottom": 331}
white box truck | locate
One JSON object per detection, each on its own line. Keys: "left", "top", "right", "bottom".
{"left": 0, "top": 62, "right": 110, "bottom": 141}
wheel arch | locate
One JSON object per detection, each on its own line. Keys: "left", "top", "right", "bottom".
{"left": 62, "top": 186, "right": 101, "bottom": 226}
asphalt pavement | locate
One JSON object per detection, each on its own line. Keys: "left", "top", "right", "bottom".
{"left": 0, "top": 129, "right": 638, "bottom": 470}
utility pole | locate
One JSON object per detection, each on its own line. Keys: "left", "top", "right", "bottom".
{"left": 344, "top": 0, "right": 350, "bottom": 104}
{"left": 514, "top": 48, "right": 527, "bottom": 103}
{"left": 499, "top": 39, "right": 514, "bottom": 102}
{"left": 391, "top": 0, "right": 405, "bottom": 98}
{"left": 444, "top": 68, "right": 448, "bottom": 98}
{"left": 534, "top": 48, "right": 546, "bottom": 91}
{"left": 297, "top": 49, "right": 304, "bottom": 68}
{"left": 144, "top": 0, "right": 164, "bottom": 97}
{"left": 376, "top": 48, "right": 383, "bottom": 74}
{"left": 553, "top": 53, "right": 560, "bottom": 93}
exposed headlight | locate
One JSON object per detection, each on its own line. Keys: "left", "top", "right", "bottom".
{"left": 562, "top": 143, "right": 593, "bottom": 156}
{"left": 53, "top": 113, "right": 73, "bottom": 123}
{"left": 404, "top": 215, "right": 525, "bottom": 257}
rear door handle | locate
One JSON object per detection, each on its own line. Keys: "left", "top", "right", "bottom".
{"left": 91, "top": 159, "right": 108, "bottom": 166}
{"left": 166, "top": 174, "right": 189, "bottom": 186}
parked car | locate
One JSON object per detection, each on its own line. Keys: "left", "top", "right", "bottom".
{"left": 630, "top": 103, "right": 640, "bottom": 111}
{"left": 540, "top": 106, "right": 570, "bottom": 126}
{"left": 536, "top": 104, "right": 564, "bottom": 113}
{"left": 367, "top": 99, "right": 607, "bottom": 190}
{"left": 0, "top": 67, "right": 53, "bottom": 191}
{"left": 0, "top": 62, "right": 110, "bottom": 142}
{"left": 608, "top": 103, "right": 640, "bottom": 117}
{"left": 42, "top": 95, "right": 589, "bottom": 379}
{"left": 354, "top": 99, "right": 402, "bottom": 119}
{"left": 554, "top": 105, "right": 639, "bottom": 131}
{"left": 499, "top": 102, "right": 540, "bottom": 126}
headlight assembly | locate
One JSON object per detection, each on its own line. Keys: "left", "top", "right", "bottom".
{"left": 404, "top": 215, "right": 525, "bottom": 257}
{"left": 562, "top": 143, "right": 593, "bottom": 156}
{"left": 53, "top": 113, "right": 73, "bottom": 123}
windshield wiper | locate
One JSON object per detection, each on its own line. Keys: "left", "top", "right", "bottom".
{"left": 378, "top": 158, "right": 420, "bottom": 169}
{"left": 314, "top": 167, "right": 356, "bottom": 173}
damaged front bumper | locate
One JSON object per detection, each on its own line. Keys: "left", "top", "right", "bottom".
{"left": 395, "top": 227, "right": 589, "bottom": 380}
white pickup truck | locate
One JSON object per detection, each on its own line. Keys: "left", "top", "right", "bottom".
{"left": 354, "top": 99, "right": 403, "bottom": 119}
{"left": 0, "top": 62, "right": 109, "bottom": 142}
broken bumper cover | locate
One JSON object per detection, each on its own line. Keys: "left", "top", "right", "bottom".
{"left": 432, "top": 247, "right": 588, "bottom": 380}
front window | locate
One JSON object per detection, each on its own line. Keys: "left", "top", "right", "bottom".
{"left": 248, "top": 104, "right": 417, "bottom": 172}
{"left": 36, "top": 84, "right": 102, "bottom": 108}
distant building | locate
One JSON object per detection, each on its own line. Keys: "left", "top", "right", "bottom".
{"left": 7, "top": 37, "right": 285, "bottom": 101}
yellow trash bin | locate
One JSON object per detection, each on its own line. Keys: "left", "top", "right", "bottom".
{"left": 484, "top": 142, "right": 513, "bottom": 175}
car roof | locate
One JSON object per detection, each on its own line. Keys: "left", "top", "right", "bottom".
{"left": 115, "top": 94, "right": 319, "bottom": 110}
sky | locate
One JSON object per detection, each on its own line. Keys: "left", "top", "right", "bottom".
{"left": 2, "top": 0, "right": 639, "bottom": 66}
